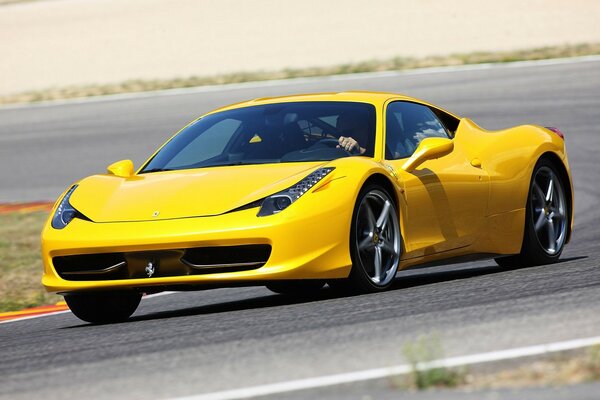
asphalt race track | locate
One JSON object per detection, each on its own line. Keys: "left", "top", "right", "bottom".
{"left": 1, "top": 58, "right": 599, "bottom": 399}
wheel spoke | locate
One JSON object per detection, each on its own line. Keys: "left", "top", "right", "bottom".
{"left": 373, "top": 247, "right": 382, "bottom": 283}
{"left": 364, "top": 201, "right": 376, "bottom": 232}
{"left": 547, "top": 219, "right": 556, "bottom": 252}
{"left": 381, "top": 240, "right": 397, "bottom": 256}
{"left": 359, "top": 235, "right": 374, "bottom": 251}
{"left": 376, "top": 200, "right": 391, "bottom": 230}
{"left": 533, "top": 183, "right": 546, "bottom": 206}
{"left": 550, "top": 207, "right": 565, "bottom": 221}
{"left": 534, "top": 212, "right": 546, "bottom": 232}
{"left": 545, "top": 177, "right": 554, "bottom": 203}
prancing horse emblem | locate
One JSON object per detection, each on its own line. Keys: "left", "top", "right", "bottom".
{"left": 145, "top": 260, "right": 156, "bottom": 277}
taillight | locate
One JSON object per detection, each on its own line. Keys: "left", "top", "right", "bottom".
{"left": 546, "top": 127, "right": 564, "bottom": 140}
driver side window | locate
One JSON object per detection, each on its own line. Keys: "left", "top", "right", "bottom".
{"left": 385, "top": 102, "right": 450, "bottom": 160}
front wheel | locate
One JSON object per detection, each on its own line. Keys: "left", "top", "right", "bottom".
{"left": 335, "top": 184, "right": 402, "bottom": 293}
{"left": 495, "top": 158, "right": 569, "bottom": 268}
{"left": 65, "top": 291, "right": 142, "bottom": 324}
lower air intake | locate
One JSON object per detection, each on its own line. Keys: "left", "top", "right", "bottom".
{"left": 53, "top": 253, "right": 127, "bottom": 280}
{"left": 181, "top": 245, "right": 271, "bottom": 272}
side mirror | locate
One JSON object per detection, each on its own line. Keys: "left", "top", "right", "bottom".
{"left": 107, "top": 159, "right": 134, "bottom": 178}
{"left": 401, "top": 137, "right": 454, "bottom": 173}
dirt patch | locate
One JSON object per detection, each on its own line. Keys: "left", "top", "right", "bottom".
{"left": 464, "top": 348, "right": 600, "bottom": 390}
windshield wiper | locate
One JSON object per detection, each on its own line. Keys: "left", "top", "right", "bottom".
{"left": 141, "top": 168, "right": 174, "bottom": 173}
{"left": 211, "top": 160, "right": 280, "bottom": 167}
{"left": 212, "top": 161, "right": 248, "bottom": 167}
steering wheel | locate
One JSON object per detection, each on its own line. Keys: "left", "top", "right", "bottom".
{"left": 315, "top": 138, "right": 361, "bottom": 155}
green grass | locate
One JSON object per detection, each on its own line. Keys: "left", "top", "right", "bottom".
{"left": 0, "top": 211, "right": 61, "bottom": 312}
{"left": 2, "top": 43, "right": 599, "bottom": 106}
{"left": 401, "top": 335, "right": 466, "bottom": 389}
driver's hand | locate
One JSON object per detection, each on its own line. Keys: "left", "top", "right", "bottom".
{"left": 338, "top": 136, "right": 358, "bottom": 152}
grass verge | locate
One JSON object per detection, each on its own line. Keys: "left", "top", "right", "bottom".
{"left": 1, "top": 43, "right": 599, "bottom": 106}
{"left": 395, "top": 337, "right": 600, "bottom": 391}
{"left": 0, "top": 211, "right": 60, "bottom": 312}
{"left": 463, "top": 346, "right": 600, "bottom": 389}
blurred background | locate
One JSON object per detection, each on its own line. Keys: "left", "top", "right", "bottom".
{"left": 1, "top": 0, "right": 600, "bottom": 96}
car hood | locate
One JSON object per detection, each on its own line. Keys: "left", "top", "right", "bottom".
{"left": 69, "top": 162, "right": 328, "bottom": 222}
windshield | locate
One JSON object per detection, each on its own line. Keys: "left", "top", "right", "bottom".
{"left": 141, "top": 101, "right": 376, "bottom": 173}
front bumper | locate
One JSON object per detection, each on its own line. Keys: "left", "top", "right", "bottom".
{"left": 41, "top": 203, "right": 353, "bottom": 293}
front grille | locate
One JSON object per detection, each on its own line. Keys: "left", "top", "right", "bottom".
{"left": 53, "top": 244, "right": 271, "bottom": 281}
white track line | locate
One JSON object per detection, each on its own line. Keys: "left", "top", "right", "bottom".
{"left": 172, "top": 336, "right": 600, "bottom": 400}
{"left": 2, "top": 55, "right": 600, "bottom": 111}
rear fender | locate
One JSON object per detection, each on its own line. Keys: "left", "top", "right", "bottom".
{"left": 457, "top": 119, "right": 568, "bottom": 216}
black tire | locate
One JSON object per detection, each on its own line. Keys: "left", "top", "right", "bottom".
{"left": 65, "top": 291, "right": 142, "bottom": 324}
{"left": 495, "top": 158, "right": 569, "bottom": 268}
{"left": 265, "top": 280, "right": 325, "bottom": 296}
{"left": 333, "top": 183, "right": 402, "bottom": 293}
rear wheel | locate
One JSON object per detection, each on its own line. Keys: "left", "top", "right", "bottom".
{"left": 64, "top": 291, "right": 142, "bottom": 324}
{"left": 265, "top": 281, "right": 325, "bottom": 296}
{"left": 495, "top": 158, "right": 569, "bottom": 268}
{"left": 332, "top": 184, "right": 401, "bottom": 293}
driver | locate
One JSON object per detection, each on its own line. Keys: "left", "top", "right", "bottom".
{"left": 336, "top": 112, "right": 368, "bottom": 154}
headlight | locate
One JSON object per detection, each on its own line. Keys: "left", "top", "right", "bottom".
{"left": 257, "top": 167, "right": 334, "bottom": 216}
{"left": 51, "top": 185, "right": 79, "bottom": 229}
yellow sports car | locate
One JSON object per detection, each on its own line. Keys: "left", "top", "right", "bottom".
{"left": 41, "top": 92, "right": 573, "bottom": 323}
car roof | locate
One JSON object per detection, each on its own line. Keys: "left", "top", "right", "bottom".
{"left": 206, "top": 91, "right": 420, "bottom": 114}
{"left": 201, "top": 91, "right": 462, "bottom": 122}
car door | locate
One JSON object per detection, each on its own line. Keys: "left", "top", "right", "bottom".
{"left": 384, "top": 101, "right": 490, "bottom": 258}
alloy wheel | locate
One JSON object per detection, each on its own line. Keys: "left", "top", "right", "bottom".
{"left": 531, "top": 166, "right": 567, "bottom": 255}
{"left": 354, "top": 190, "right": 401, "bottom": 286}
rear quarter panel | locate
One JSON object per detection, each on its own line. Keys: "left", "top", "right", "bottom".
{"left": 456, "top": 118, "right": 569, "bottom": 216}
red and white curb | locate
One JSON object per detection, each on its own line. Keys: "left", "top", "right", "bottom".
{"left": 0, "top": 292, "right": 175, "bottom": 324}
{"left": 0, "top": 201, "right": 53, "bottom": 215}
{"left": 0, "top": 301, "right": 70, "bottom": 323}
